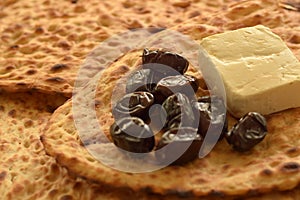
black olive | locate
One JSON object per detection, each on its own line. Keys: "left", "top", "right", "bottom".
{"left": 161, "top": 93, "right": 197, "bottom": 129}
{"left": 193, "top": 96, "right": 228, "bottom": 141}
{"left": 225, "top": 112, "right": 268, "bottom": 152}
{"left": 154, "top": 74, "right": 199, "bottom": 103}
{"left": 142, "top": 48, "right": 188, "bottom": 75}
{"left": 112, "top": 91, "right": 154, "bottom": 122}
{"left": 155, "top": 127, "right": 202, "bottom": 165}
{"left": 125, "top": 68, "right": 164, "bottom": 94}
{"left": 110, "top": 117, "right": 155, "bottom": 154}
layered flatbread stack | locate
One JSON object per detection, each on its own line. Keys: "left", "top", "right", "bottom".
{"left": 0, "top": 0, "right": 231, "bottom": 96}
{"left": 1, "top": 0, "right": 300, "bottom": 199}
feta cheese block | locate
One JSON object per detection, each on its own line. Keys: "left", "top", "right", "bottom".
{"left": 200, "top": 25, "right": 300, "bottom": 118}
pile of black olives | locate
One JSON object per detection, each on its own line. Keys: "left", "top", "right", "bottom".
{"left": 109, "top": 48, "right": 268, "bottom": 165}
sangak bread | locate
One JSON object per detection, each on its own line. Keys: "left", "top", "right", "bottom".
{"left": 0, "top": 91, "right": 150, "bottom": 200}
{"left": 0, "top": 0, "right": 238, "bottom": 97}
{"left": 1, "top": 93, "right": 299, "bottom": 200}
{"left": 0, "top": 92, "right": 73, "bottom": 199}
{"left": 175, "top": 0, "right": 300, "bottom": 60}
{"left": 41, "top": 44, "right": 300, "bottom": 197}
{"left": 40, "top": 0, "right": 300, "bottom": 198}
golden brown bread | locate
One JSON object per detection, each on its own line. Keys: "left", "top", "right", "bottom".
{"left": 0, "top": 92, "right": 74, "bottom": 199}
{"left": 42, "top": 42, "right": 300, "bottom": 197}
{"left": 1, "top": 91, "right": 287, "bottom": 200}
{"left": 0, "top": 0, "right": 237, "bottom": 97}
{"left": 0, "top": 1, "right": 244, "bottom": 199}
{"left": 0, "top": 92, "right": 165, "bottom": 200}
{"left": 175, "top": 0, "right": 300, "bottom": 60}
{"left": 40, "top": 0, "right": 300, "bottom": 198}
{"left": 2, "top": 0, "right": 300, "bottom": 199}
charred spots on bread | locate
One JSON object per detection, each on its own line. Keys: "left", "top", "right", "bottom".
{"left": 0, "top": 171, "right": 6, "bottom": 181}
{"left": 194, "top": 177, "right": 208, "bottom": 184}
{"left": 94, "top": 100, "right": 101, "bottom": 107}
{"left": 172, "top": 1, "right": 191, "bottom": 8}
{"left": 5, "top": 65, "right": 16, "bottom": 71}
{"left": 8, "top": 109, "right": 16, "bottom": 118}
{"left": 57, "top": 40, "right": 71, "bottom": 50}
{"left": 119, "top": 65, "right": 130, "bottom": 73}
{"left": 208, "top": 189, "right": 225, "bottom": 197}
{"left": 59, "top": 195, "right": 73, "bottom": 200}
{"left": 9, "top": 45, "right": 19, "bottom": 50}
{"left": 50, "top": 64, "right": 68, "bottom": 72}
{"left": 16, "top": 82, "right": 27, "bottom": 86}
{"left": 246, "top": 188, "right": 260, "bottom": 196}
{"left": 286, "top": 148, "right": 300, "bottom": 159}
{"left": 165, "top": 189, "right": 194, "bottom": 198}
{"left": 26, "top": 69, "right": 37, "bottom": 75}
{"left": 141, "top": 186, "right": 154, "bottom": 194}
{"left": 280, "top": 162, "right": 300, "bottom": 173}
{"left": 260, "top": 168, "right": 273, "bottom": 176}
{"left": 35, "top": 27, "right": 44, "bottom": 34}
{"left": 46, "top": 77, "right": 66, "bottom": 83}
{"left": 24, "top": 119, "right": 34, "bottom": 128}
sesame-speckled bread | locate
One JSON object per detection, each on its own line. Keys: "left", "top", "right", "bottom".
{"left": 0, "top": 0, "right": 238, "bottom": 97}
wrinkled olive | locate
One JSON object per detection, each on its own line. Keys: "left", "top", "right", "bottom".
{"left": 193, "top": 96, "right": 228, "bottom": 141}
{"left": 110, "top": 117, "right": 155, "bottom": 153}
{"left": 112, "top": 91, "right": 154, "bottom": 122}
{"left": 155, "top": 127, "right": 202, "bottom": 165}
{"left": 161, "top": 93, "right": 197, "bottom": 129}
{"left": 142, "top": 48, "right": 188, "bottom": 75}
{"left": 225, "top": 112, "right": 268, "bottom": 152}
{"left": 154, "top": 74, "right": 199, "bottom": 103}
{"left": 126, "top": 68, "right": 164, "bottom": 94}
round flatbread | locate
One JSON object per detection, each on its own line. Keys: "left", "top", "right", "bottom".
{"left": 41, "top": 0, "right": 300, "bottom": 198}
{"left": 42, "top": 52, "right": 300, "bottom": 197}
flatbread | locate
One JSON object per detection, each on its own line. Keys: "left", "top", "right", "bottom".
{"left": 0, "top": 92, "right": 150, "bottom": 200}
{"left": 175, "top": 0, "right": 300, "bottom": 60}
{"left": 1, "top": 0, "right": 298, "bottom": 199}
{"left": 0, "top": 92, "right": 273, "bottom": 200}
{"left": 0, "top": 92, "right": 68, "bottom": 199}
{"left": 0, "top": 0, "right": 237, "bottom": 97}
{"left": 42, "top": 45, "right": 300, "bottom": 197}
{"left": 1, "top": 87, "right": 300, "bottom": 200}
{"left": 43, "top": 2, "right": 300, "bottom": 196}
{"left": 2, "top": 84, "right": 299, "bottom": 200}
{"left": 41, "top": 0, "right": 300, "bottom": 198}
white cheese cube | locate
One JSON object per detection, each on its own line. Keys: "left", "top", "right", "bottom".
{"left": 200, "top": 25, "right": 300, "bottom": 118}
